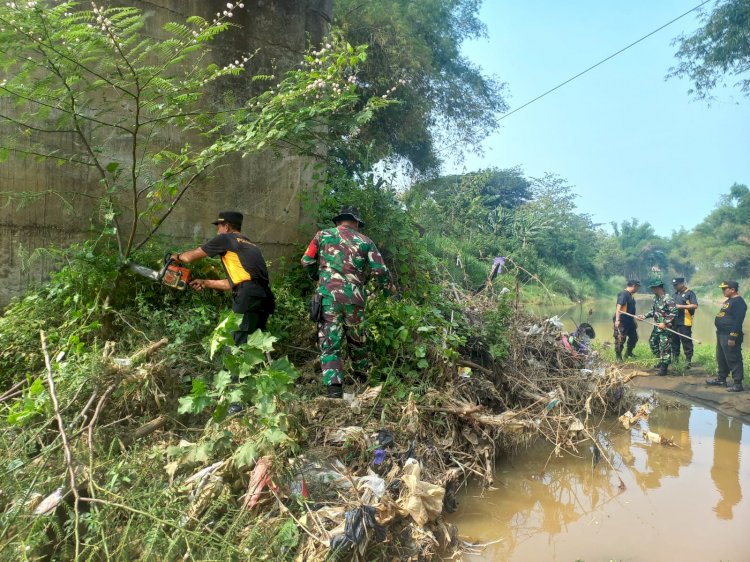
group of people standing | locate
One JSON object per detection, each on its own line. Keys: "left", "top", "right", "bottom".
{"left": 168, "top": 207, "right": 747, "bottom": 401}
{"left": 613, "top": 277, "right": 747, "bottom": 392}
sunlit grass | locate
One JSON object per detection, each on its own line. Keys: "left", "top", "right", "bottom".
{"left": 596, "top": 340, "right": 750, "bottom": 387}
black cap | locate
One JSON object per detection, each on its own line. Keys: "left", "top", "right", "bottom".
{"left": 672, "top": 277, "right": 685, "bottom": 285}
{"left": 212, "top": 211, "right": 243, "bottom": 229}
{"left": 332, "top": 206, "right": 365, "bottom": 227}
{"left": 626, "top": 279, "right": 641, "bottom": 287}
{"left": 719, "top": 280, "right": 739, "bottom": 291}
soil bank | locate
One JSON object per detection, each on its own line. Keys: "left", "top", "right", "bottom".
{"left": 628, "top": 368, "right": 750, "bottom": 424}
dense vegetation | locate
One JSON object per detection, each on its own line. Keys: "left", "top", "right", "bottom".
{"left": 0, "top": 0, "right": 747, "bottom": 560}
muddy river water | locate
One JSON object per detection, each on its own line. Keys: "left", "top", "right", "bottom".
{"left": 446, "top": 399, "right": 750, "bottom": 561}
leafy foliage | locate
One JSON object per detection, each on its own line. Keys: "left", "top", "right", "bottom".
{"left": 175, "top": 313, "right": 299, "bottom": 470}
{"left": 669, "top": 0, "right": 750, "bottom": 100}
{"left": 334, "top": 0, "right": 508, "bottom": 172}
{"left": 686, "top": 183, "right": 750, "bottom": 281}
{"left": 0, "top": 3, "right": 388, "bottom": 260}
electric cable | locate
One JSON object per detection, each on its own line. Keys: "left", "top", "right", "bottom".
{"left": 498, "top": 0, "right": 711, "bottom": 121}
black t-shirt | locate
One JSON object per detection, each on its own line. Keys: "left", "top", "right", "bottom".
{"left": 201, "top": 232, "right": 270, "bottom": 291}
{"left": 715, "top": 296, "right": 747, "bottom": 337}
{"left": 616, "top": 289, "right": 636, "bottom": 325}
{"left": 673, "top": 288, "right": 698, "bottom": 327}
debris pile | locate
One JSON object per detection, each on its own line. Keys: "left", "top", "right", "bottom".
{"left": 2, "top": 286, "right": 643, "bottom": 560}
{"left": 190, "top": 290, "right": 641, "bottom": 560}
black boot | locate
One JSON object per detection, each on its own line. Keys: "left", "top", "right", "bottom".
{"left": 657, "top": 364, "right": 668, "bottom": 376}
{"left": 327, "top": 383, "right": 343, "bottom": 399}
{"left": 615, "top": 351, "right": 623, "bottom": 361}
{"left": 624, "top": 351, "right": 634, "bottom": 359}
{"left": 727, "top": 383, "right": 744, "bottom": 392}
{"left": 706, "top": 378, "right": 727, "bottom": 387}
{"left": 684, "top": 360, "right": 692, "bottom": 369}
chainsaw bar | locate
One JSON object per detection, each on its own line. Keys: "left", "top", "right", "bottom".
{"left": 128, "top": 262, "right": 161, "bottom": 281}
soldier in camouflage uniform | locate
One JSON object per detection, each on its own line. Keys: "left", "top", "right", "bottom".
{"left": 301, "top": 206, "right": 392, "bottom": 398}
{"left": 637, "top": 278, "right": 678, "bottom": 376}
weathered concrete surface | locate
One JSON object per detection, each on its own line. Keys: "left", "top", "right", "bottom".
{"left": 0, "top": 0, "right": 331, "bottom": 307}
{"left": 629, "top": 369, "right": 750, "bottom": 425}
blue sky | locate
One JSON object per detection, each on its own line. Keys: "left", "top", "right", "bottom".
{"left": 447, "top": 0, "right": 750, "bottom": 236}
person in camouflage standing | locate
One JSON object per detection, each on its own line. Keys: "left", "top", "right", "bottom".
{"left": 301, "top": 206, "right": 393, "bottom": 398}
{"left": 637, "top": 278, "right": 678, "bottom": 376}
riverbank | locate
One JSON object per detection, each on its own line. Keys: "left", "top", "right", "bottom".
{"left": 627, "top": 367, "right": 750, "bottom": 424}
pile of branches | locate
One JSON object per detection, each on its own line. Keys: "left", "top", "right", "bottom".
{"left": 279, "top": 285, "right": 640, "bottom": 559}
{"left": 0, "top": 282, "right": 642, "bottom": 561}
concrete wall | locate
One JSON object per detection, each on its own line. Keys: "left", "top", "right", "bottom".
{"left": 0, "top": 0, "right": 331, "bottom": 306}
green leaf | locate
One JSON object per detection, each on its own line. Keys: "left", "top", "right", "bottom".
{"left": 213, "top": 370, "right": 232, "bottom": 394}
{"left": 245, "top": 329, "right": 277, "bottom": 353}
{"left": 185, "top": 442, "right": 213, "bottom": 464}
{"left": 105, "top": 162, "right": 120, "bottom": 173}
{"left": 233, "top": 440, "right": 258, "bottom": 468}
{"left": 265, "top": 428, "right": 288, "bottom": 445}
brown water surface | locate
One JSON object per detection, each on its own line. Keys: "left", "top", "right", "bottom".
{"left": 446, "top": 400, "right": 750, "bottom": 561}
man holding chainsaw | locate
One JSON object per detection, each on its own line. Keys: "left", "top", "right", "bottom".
{"left": 172, "top": 211, "right": 275, "bottom": 346}
{"left": 301, "top": 206, "right": 393, "bottom": 398}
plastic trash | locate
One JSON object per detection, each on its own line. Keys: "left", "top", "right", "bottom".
{"left": 33, "top": 487, "right": 63, "bottom": 516}
{"left": 329, "top": 505, "right": 386, "bottom": 557}
{"left": 357, "top": 474, "right": 386, "bottom": 503}
{"left": 376, "top": 429, "right": 395, "bottom": 448}
{"left": 373, "top": 449, "right": 387, "bottom": 465}
{"left": 397, "top": 458, "right": 445, "bottom": 526}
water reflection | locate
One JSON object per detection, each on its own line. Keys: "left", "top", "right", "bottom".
{"left": 630, "top": 404, "right": 693, "bottom": 491}
{"left": 447, "top": 400, "right": 750, "bottom": 561}
{"left": 712, "top": 416, "right": 742, "bottom": 520}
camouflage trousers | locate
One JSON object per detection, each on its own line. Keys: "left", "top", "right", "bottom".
{"left": 318, "top": 298, "right": 368, "bottom": 386}
{"left": 648, "top": 328, "right": 671, "bottom": 365}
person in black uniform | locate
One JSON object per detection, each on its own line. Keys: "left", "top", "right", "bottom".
{"left": 707, "top": 281, "right": 747, "bottom": 392}
{"left": 172, "top": 211, "right": 275, "bottom": 346}
{"left": 613, "top": 279, "right": 640, "bottom": 360}
{"left": 670, "top": 277, "right": 698, "bottom": 368}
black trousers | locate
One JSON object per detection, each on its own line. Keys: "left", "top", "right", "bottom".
{"left": 670, "top": 325, "right": 694, "bottom": 361}
{"left": 716, "top": 333, "right": 744, "bottom": 384}
{"left": 232, "top": 283, "right": 275, "bottom": 346}
{"left": 614, "top": 322, "right": 638, "bottom": 355}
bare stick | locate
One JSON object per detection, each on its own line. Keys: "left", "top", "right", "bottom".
{"left": 0, "top": 379, "right": 27, "bottom": 402}
{"left": 40, "top": 330, "right": 81, "bottom": 558}
{"left": 618, "top": 311, "right": 702, "bottom": 344}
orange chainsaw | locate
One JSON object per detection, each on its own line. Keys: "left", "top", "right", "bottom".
{"left": 128, "top": 252, "right": 191, "bottom": 290}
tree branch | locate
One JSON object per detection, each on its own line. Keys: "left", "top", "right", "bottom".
{"left": 40, "top": 330, "right": 82, "bottom": 559}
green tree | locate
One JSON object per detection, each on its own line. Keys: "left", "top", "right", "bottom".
{"left": 666, "top": 227, "right": 697, "bottom": 280}
{"left": 525, "top": 174, "right": 600, "bottom": 280}
{"left": 406, "top": 166, "right": 531, "bottom": 234}
{"left": 609, "top": 219, "right": 669, "bottom": 281}
{"left": 668, "top": 0, "right": 750, "bottom": 100}
{"left": 334, "top": 0, "right": 507, "bottom": 173}
{"left": 0, "top": 2, "right": 386, "bottom": 261}
{"left": 688, "top": 183, "right": 750, "bottom": 280}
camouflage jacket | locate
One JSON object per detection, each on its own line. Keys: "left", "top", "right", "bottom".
{"left": 645, "top": 294, "right": 678, "bottom": 326}
{"left": 301, "top": 225, "right": 390, "bottom": 305}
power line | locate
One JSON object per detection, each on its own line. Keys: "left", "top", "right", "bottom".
{"left": 498, "top": 1, "right": 711, "bottom": 121}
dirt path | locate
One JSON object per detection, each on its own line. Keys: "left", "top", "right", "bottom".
{"left": 627, "top": 367, "right": 750, "bottom": 424}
